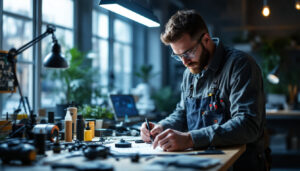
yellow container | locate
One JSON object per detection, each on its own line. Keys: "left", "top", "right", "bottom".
{"left": 84, "top": 122, "right": 92, "bottom": 142}
{"left": 17, "top": 114, "right": 28, "bottom": 120}
{"left": 89, "top": 121, "right": 95, "bottom": 138}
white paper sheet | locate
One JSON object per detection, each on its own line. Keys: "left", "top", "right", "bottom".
{"left": 108, "top": 142, "right": 164, "bottom": 155}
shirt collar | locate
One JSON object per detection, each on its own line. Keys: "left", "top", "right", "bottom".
{"left": 207, "top": 37, "right": 225, "bottom": 73}
{"left": 191, "top": 37, "right": 224, "bottom": 79}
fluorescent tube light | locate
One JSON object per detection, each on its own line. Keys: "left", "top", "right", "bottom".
{"left": 99, "top": 0, "right": 160, "bottom": 27}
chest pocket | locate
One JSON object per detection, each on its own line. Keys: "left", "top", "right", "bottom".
{"left": 201, "top": 94, "right": 227, "bottom": 127}
{"left": 185, "top": 73, "right": 228, "bottom": 131}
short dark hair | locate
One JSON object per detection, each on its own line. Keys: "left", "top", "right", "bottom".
{"left": 160, "top": 10, "right": 208, "bottom": 45}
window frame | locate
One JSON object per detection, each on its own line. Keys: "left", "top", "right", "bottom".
{"left": 91, "top": 9, "right": 110, "bottom": 92}
{"left": 0, "top": 0, "right": 143, "bottom": 116}
{"left": 0, "top": 0, "right": 75, "bottom": 116}
{"left": 40, "top": 0, "right": 74, "bottom": 108}
{"left": 0, "top": 1, "right": 35, "bottom": 116}
{"left": 92, "top": 5, "right": 135, "bottom": 93}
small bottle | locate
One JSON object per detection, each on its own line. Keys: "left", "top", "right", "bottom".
{"left": 76, "top": 115, "right": 84, "bottom": 141}
{"left": 64, "top": 111, "right": 72, "bottom": 142}
{"left": 48, "top": 112, "right": 54, "bottom": 123}
{"left": 67, "top": 106, "right": 77, "bottom": 136}
{"left": 84, "top": 122, "right": 92, "bottom": 141}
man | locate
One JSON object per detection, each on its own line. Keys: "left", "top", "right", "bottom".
{"left": 140, "top": 10, "right": 267, "bottom": 170}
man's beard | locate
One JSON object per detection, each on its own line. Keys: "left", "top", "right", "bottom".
{"left": 187, "top": 43, "right": 210, "bottom": 74}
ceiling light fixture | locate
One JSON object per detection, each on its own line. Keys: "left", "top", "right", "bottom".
{"left": 99, "top": 0, "right": 160, "bottom": 27}
{"left": 262, "top": 0, "right": 270, "bottom": 17}
{"left": 296, "top": 0, "right": 300, "bottom": 10}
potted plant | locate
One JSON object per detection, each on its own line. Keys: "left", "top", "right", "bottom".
{"left": 134, "top": 65, "right": 157, "bottom": 84}
{"left": 259, "top": 38, "right": 291, "bottom": 95}
{"left": 79, "top": 105, "right": 114, "bottom": 129}
{"left": 259, "top": 37, "right": 300, "bottom": 109}
{"left": 50, "top": 48, "right": 101, "bottom": 118}
{"left": 133, "top": 64, "right": 158, "bottom": 114}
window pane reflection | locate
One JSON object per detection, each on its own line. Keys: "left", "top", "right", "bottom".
{"left": 92, "top": 38, "right": 109, "bottom": 87}
{"left": 2, "top": 15, "right": 33, "bottom": 61}
{"left": 113, "top": 42, "right": 132, "bottom": 93}
{"left": 42, "top": 0, "right": 73, "bottom": 28}
{"left": 93, "top": 11, "right": 109, "bottom": 38}
{"left": 114, "top": 19, "right": 132, "bottom": 43}
{"left": 3, "top": 0, "right": 32, "bottom": 18}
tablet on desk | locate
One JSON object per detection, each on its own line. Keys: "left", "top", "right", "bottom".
{"left": 109, "top": 94, "right": 141, "bottom": 122}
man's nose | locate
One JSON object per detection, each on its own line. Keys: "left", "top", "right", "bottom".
{"left": 181, "top": 57, "right": 190, "bottom": 65}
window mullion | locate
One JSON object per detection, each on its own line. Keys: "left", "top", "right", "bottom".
{"left": 3, "top": 11, "right": 32, "bottom": 21}
{"left": 0, "top": 0, "right": 3, "bottom": 116}
{"left": 33, "top": 0, "right": 42, "bottom": 114}
{"left": 42, "top": 21, "right": 73, "bottom": 31}
{"left": 108, "top": 12, "right": 114, "bottom": 91}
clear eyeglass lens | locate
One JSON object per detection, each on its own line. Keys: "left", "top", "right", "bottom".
{"left": 171, "top": 44, "right": 198, "bottom": 61}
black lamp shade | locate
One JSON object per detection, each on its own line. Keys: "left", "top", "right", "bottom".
{"left": 43, "top": 42, "right": 68, "bottom": 68}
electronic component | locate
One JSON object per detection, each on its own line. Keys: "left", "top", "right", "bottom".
{"left": 0, "top": 139, "right": 36, "bottom": 164}
{"left": 34, "top": 131, "right": 46, "bottom": 155}
{"left": 115, "top": 139, "right": 131, "bottom": 148}
{"left": 76, "top": 115, "right": 84, "bottom": 141}
{"left": 83, "top": 144, "right": 110, "bottom": 160}
{"left": 48, "top": 112, "right": 54, "bottom": 123}
{"left": 131, "top": 153, "right": 140, "bottom": 163}
{"left": 33, "top": 124, "right": 59, "bottom": 142}
{"left": 134, "top": 139, "right": 144, "bottom": 143}
{"left": 52, "top": 138, "right": 61, "bottom": 154}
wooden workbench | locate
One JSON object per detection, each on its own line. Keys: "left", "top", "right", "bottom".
{"left": 266, "top": 110, "right": 300, "bottom": 168}
{"left": 1, "top": 142, "right": 246, "bottom": 171}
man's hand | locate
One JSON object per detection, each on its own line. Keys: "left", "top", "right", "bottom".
{"left": 153, "top": 129, "right": 194, "bottom": 152}
{"left": 140, "top": 122, "right": 163, "bottom": 142}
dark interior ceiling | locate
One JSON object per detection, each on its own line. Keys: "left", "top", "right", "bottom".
{"left": 135, "top": 0, "right": 300, "bottom": 44}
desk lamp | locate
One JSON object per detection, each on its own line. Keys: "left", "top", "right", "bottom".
{"left": 6, "top": 25, "right": 68, "bottom": 138}
{"left": 267, "top": 65, "right": 280, "bottom": 84}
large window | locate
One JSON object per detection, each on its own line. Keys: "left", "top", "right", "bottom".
{"left": 41, "top": 0, "right": 74, "bottom": 107}
{"left": 0, "top": 0, "right": 74, "bottom": 115}
{"left": 1, "top": 0, "right": 33, "bottom": 114}
{"left": 92, "top": 10, "right": 109, "bottom": 93}
{"left": 93, "top": 6, "right": 133, "bottom": 94}
{"left": 1, "top": 0, "right": 137, "bottom": 116}
{"left": 113, "top": 19, "right": 133, "bottom": 92}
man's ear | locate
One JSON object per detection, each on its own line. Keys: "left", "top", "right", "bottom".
{"left": 201, "top": 33, "right": 210, "bottom": 46}
{"left": 203, "top": 33, "right": 210, "bottom": 43}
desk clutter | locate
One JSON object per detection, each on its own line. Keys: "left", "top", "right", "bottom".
{"left": 0, "top": 136, "right": 222, "bottom": 170}
{"left": 0, "top": 107, "right": 222, "bottom": 171}
{"left": 0, "top": 137, "right": 222, "bottom": 171}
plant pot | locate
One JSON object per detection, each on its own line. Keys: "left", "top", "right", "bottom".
{"left": 95, "top": 119, "right": 104, "bottom": 129}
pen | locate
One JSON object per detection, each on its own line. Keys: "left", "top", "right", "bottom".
{"left": 145, "top": 118, "right": 154, "bottom": 142}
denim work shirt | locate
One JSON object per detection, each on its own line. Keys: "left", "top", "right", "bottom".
{"left": 159, "top": 38, "right": 266, "bottom": 149}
